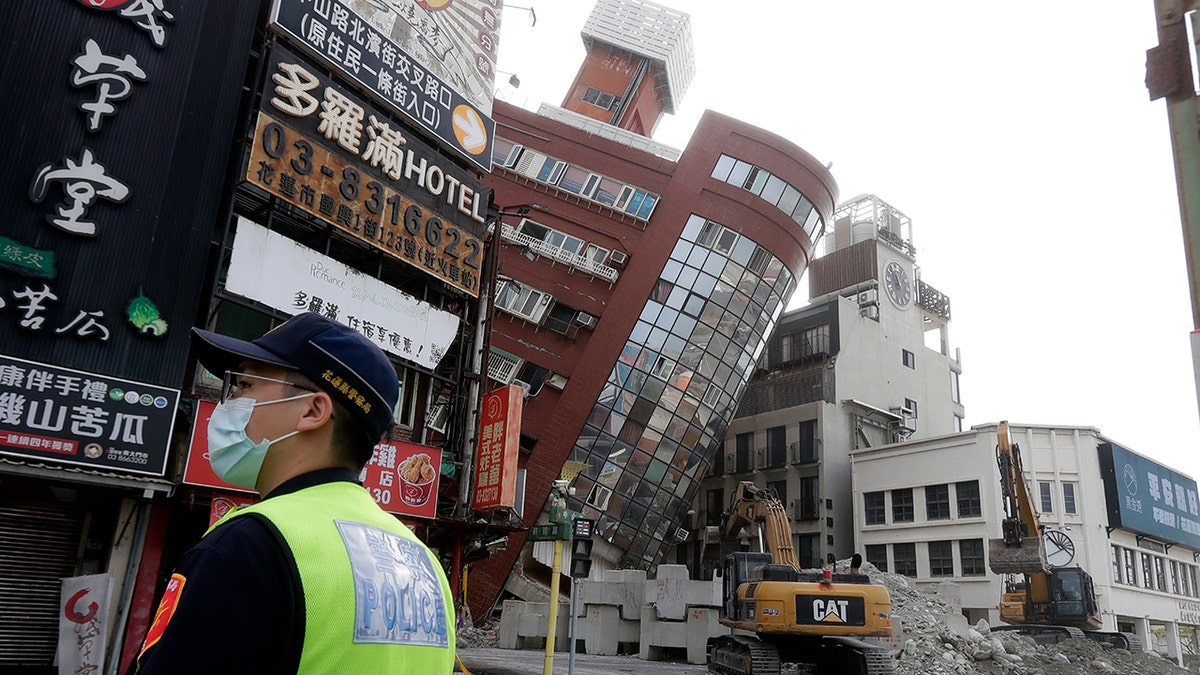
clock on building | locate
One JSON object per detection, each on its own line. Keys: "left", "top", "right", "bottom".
{"left": 1044, "top": 529, "right": 1075, "bottom": 567}
{"left": 883, "top": 260, "right": 912, "bottom": 307}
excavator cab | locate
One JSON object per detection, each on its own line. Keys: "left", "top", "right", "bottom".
{"left": 1048, "top": 567, "right": 1101, "bottom": 626}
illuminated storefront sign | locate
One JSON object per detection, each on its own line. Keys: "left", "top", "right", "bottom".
{"left": 226, "top": 218, "right": 460, "bottom": 369}
{"left": 0, "top": 354, "right": 178, "bottom": 476}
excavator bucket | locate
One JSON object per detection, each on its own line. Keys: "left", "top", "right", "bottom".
{"left": 988, "top": 537, "right": 1048, "bottom": 575}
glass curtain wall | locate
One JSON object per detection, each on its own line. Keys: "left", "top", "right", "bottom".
{"left": 568, "top": 213, "right": 802, "bottom": 568}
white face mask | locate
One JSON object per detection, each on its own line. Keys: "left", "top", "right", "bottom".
{"left": 207, "top": 393, "right": 313, "bottom": 490}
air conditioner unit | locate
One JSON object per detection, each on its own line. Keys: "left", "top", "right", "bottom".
{"left": 609, "top": 250, "right": 629, "bottom": 267}
{"left": 514, "top": 380, "right": 533, "bottom": 397}
{"left": 860, "top": 304, "right": 879, "bottom": 320}
{"left": 857, "top": 289, "right": 877, "bottom": 306}
{"left": 575, "top": 312, "right": 597, "bottom": 329}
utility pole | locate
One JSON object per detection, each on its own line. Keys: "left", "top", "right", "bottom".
{"left": 1147, "top": 0, "right": 1200, "bottom": 409}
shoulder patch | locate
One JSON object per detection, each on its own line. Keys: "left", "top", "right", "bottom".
{"left": 138, "top": 573, "right": 187, "bottom": 662}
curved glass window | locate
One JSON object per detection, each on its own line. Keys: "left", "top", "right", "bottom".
{"left": 711, "top": 153, "right": 825, "bottom": 242}
{"left": 569, "top": 213, "right": 803, "bottom": 568}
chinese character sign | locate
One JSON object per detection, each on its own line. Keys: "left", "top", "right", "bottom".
{"left": 58, "top": 573, "right": 113, "bottom": 675}
{"left": 0, "top": 354, "right": 177, "bottom": 476}
{"left": 362, "top": 441, "right": 442, "bottom": 519}
{"left": 472, "top": 385, "right": 522, "bottom": 512}
{"left": 1099, "top": 442, "right": 1200, "bottom": 549}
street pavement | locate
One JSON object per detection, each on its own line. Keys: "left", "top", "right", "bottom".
{"left": 456, "top": 647, "right": 710, "bottom": 674}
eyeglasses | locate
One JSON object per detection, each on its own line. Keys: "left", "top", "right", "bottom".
{"left": 221, "top": 371, "right": 316, "bottom": 404}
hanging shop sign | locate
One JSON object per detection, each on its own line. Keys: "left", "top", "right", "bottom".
{"left": 58, "top": 573, "right": 113, "bottom": 675}
{"left": 226, "top": 218, "right": 460, "bottom": 369}
{"left": 472, "top": 384, "right": 522, "bottom": 512}
{"left": 268, "top": 0, "right": 498, "bottom": 170}
{"left": 363, "top": 441, "right": 442, "bottom": 519}
{"left": 0, "top": 1, "right": 258, "bottom": 387}
{"left": 0, "top": 354, "right": 178, "bottom": 477}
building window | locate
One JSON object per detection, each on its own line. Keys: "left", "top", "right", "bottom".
{"left": 893, "top": 543, "right": 917, "bottom": 577}
{"left": 865, "top": 544, "right": 888, "bottom": 572}
{"left": 1039, "top": 481, "right": 1053, "bottom": 514}
{"left": 864, "top": 491, "right": 885, "bottom": 525}
{"left": 1156, "top": 556, "right": 1167, "bottom": 591}
{"left": 1173, "top": 560, "right": 1182, "bottom": 595}
{"left": 902, "top": 349, "right": 915, "bottom": 369}
{"left": 735, "top": 432, "right": 753, "bottom": 473}
{"left": 1142, "top": 553, "right": 1153, "bottom": 588}
{"left": 1124, "top": 549, "right": 1137, "bottom": 586}
{"left": 1112, "top": 546, "right": 1122, "bottom": 585}
{"left": 495, "top": 279, "right": 551, "bottom": 322}
{"left": 582, "top": 86, "right": 618, "bottom": 110}
{"left": 1192, "top": 566, "right": 1199, "bottom": 597}
{"left": 956, "top": 480, "right": 981, "bottom": 518}
{"left": 797, "top": 477, "right": 819, "bottom": 520}
{"left": 925, "top": 484, "right": 950, "bottom": 520}
{"left": 892, "top": 488, "right": 914, "bottom": 523}
{"left": 953, "top": 415, "right": 963, "bottom": 432}
{"left": 798, "top": 534, "right": 820, "bottom": 569}
{"left": 795, "top": 419, "right": 817, "bottom": 464}
{"left": 928, "top": 541, "right": 954, "bottom": 577}
{"left": 960, "top": 539, "right": 985, "bottom": 576}
{"left": 768, "top": 479, "right": 787, "bottom": 503}
{"left": 903, "top": 398, "right": 918, "bottom": 418}
{"left": 710, "top": 154, "right": 824, "bottom": 238}
{"left": 487, "top": 347, "right": 523, "bottom": 384}
{"left": 765, "top": 426, "right": 787, "bottom": 468}
{"left": 950, "top": 370, "right": 960, "bottom": 403}
{"left": 393, "top": 366, "right": 420, "bottom": 429}
{"left": 705, "top": 489, "right": 724, "bottom": 526}
{"left": 1063, "top": 482, "right": 1077, "bottom": 515}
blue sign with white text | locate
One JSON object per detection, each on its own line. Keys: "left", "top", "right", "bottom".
{"left": 1099, "top": 442, "right": 1200, "bottom": 550}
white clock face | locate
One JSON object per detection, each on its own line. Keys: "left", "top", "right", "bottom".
{"left": 1044, "top": 530, "right": 1075, "bottom": 567}
{"left": 884, "top": 261, "right": 911, "bottom": 307}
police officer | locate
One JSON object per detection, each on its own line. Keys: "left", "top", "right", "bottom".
{"left": 137, "top": 312, "right": 455, "bottom": 674}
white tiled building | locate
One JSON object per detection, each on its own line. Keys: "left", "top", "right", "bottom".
{"left": 852, "top": 422, "right": 1200, "bottom": 666}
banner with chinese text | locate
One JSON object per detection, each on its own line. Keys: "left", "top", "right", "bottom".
{"left": 472, "top": 385, "right": 522, "bottom": 511}
{"left": 58, "top": 573, "right": 112, "bottom": 675}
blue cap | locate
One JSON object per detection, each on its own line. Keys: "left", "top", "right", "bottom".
{"left": 191, "top": 313, "right": 399, "bottom": 443}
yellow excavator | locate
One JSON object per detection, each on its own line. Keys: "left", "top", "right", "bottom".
{"left": 707, "top": 481, "right": 895, "bottom": 675}
{"left": 989, "top": 421, "right": 1140, "bottom": 649}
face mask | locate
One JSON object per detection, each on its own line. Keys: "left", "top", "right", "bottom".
{"left": 207, "top": 393, "right": 313, "bottom": 490}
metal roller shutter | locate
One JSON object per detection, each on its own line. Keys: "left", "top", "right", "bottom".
{"left": 0, "top": 502, "right": 85, "bottom": 667}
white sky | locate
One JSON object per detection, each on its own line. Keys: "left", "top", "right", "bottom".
{"left": 493, "top": 2, "right": 1200, "bottom": 480}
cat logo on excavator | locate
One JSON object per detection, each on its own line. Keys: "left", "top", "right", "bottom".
{"left": 813, "top": 598, "right": 850, "bottom": 623}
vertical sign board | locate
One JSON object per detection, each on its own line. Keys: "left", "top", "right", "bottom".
{"left": 1098, "top": 442, "right": 1200, "bottom": 549}
{"left": 185, "top": 401, "right": 440, "bottom": 519}
{"left": 472, "top": 384, "right": 523, "bottom": 511}
{"left": 59, "top": 573, "right": 113, "bottom": 675}
{"left": 0, "top": 2, "right": 259, "bottom": 388}
{"left": 269, "top": 0, "right": 499, "bottom": 171}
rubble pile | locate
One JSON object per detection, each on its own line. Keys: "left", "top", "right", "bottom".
{"left": 866, "top": 562, "right": 1190, "bottom": 675}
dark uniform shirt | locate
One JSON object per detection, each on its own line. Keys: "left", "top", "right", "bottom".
{"left": 137, "top": 468, "right": 361, "bottom": 675}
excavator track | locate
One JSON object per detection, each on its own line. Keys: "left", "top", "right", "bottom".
{"left": 708, "top": 635, "right": 782, "bottom": 675}
{"left": 708, "top": 634, "right": 894, "bottom": 675}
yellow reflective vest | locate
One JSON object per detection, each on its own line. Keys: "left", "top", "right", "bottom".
{"left": 213, "top": 481, "right": 456, "bottom": 673}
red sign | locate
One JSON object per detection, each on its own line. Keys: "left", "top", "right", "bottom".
{"left": 183, "top": 400, "right": 256, "bottom": 494}
{"left": 472, "top": 385, "right": 522, "bottom": 511}
{"left": 186, "top": 401, "right": 441, "bottom": 519}
{"left": 364, "top": 441, "right": 442, "bottom": 519}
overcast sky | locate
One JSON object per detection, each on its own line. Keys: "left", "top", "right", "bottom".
{"left": 493, "top": 2, "right": 1200, "bottom": 479}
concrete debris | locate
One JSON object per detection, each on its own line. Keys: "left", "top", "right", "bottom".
{"left": 457, "top": 560, "right": 1191, "bottom": 674}
{"left": 856, "top": 560, "right": 1190, "bottom": 675}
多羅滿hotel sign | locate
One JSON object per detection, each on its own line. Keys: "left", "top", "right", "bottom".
{"left": 0, "top": 354, "right": 178, "bottom": 477}
{"left": 246, "top": 43, "right": 490, "bottom": 297}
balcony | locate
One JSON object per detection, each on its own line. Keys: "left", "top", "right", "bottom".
{"left": 789, "top": 441, "right": 818, "bottom": 465}
{"left": 501, "top": 224, "right": 619, "bottom": 283}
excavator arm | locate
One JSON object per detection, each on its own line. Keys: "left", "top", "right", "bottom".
{"left": 988, "top": 421, "right": 1048, "bottom": 575}
{"left": 724, "top": 481, "right": 801, "bottom": 571}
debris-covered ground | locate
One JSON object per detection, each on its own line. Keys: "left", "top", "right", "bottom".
{"left": 457, "top": 561, "right": 1194, "bottom": 674}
